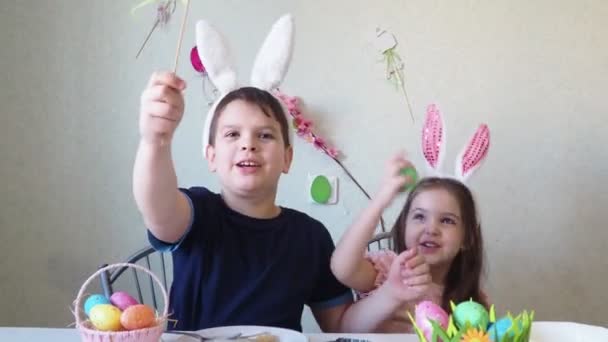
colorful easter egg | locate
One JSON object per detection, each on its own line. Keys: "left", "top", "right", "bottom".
{"left": 400, "top": 167, "right": 419, "bottom": 192}
{"left": 453, "top": 300, "right": 489, "bottom": 330}
{"left": 89, "top": 304, "right": 123, "bottom": 331}
{"left": 84, "top": 294, "right": 111, "bottom": 316}
{"left": 110, "top": 291, "right": 139, "bottom": 311}
{"left": 488, "top": 316, "right": 520, "bottom": 342}
{"left": 120, "top": 304, "right": 156, "bottom": 330}
{"left": 415, "top": 301, "right": 449, "bottom": 341}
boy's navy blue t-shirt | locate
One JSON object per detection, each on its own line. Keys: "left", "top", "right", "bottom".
{"left": 148, "top": 187, "right": 353, "bottom": 331}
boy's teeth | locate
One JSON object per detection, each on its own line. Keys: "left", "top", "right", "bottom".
{"left": 422, "top": 242, "right": 438, "bottom": 247}
{"left": 238, "top": 161, "right": 259, "bottom": 167}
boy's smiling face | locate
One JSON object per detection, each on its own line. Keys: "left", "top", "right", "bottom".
{"left": 206, "top": 99, "right": 293, "bottom": 198}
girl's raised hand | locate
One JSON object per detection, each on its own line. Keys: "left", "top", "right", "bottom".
{"left": 374, "top": 152, "right": 415, "bottom": 208}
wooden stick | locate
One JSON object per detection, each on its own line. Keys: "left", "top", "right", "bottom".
{"left": 173, "top": 0, "right": 191, "bottom": 73}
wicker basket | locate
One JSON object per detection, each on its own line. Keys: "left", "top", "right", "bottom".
{"left": 74, "top": 263, "right": 168, "bottom": 342}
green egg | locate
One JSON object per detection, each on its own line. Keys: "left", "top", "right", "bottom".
{"left": 311, "top": 175, "right": 332, "bottom": 204}
{"left": 401, "top": 167, "right": 419, "bottom": 192}
{"left": 453, "top": 300, "right": 489, "bottom": 330}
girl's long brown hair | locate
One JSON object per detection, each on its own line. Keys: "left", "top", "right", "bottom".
{"left": 392, "top": 177, "right": 486, "bottom": 312}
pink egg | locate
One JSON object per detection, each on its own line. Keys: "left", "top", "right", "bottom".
{"left": 110, "top": 291, "right": 139, "bottom": 311}
{"left": 190, "top": 46, "right": 206, "bottom": 73}
{"left": 415, "top": 301, "right": 449, "bottom": 341}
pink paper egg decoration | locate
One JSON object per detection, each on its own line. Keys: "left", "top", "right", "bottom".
{"left": 190, "top": 46, "right": 206, "bottom": 74}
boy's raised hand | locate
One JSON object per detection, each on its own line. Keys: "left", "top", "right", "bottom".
{"left": 139, "top": 72, "right": 187, "bottom": 145}
{"left": 382, "top": 249, "right": 431, "bottom": 303}
{"left": 374, "top": 152, "right": 415, "bottom": 208}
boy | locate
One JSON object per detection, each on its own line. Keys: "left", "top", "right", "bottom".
{"left": 133, "top": 72, "right": 354, "bottom": 331}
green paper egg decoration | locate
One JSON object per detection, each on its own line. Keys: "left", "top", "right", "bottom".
{"left": 310, "top": 175, "right": 332, "bottom": 204}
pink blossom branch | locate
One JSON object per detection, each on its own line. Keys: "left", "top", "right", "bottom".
{"left": 275, "top": 90, "right": 387, "bottom": 232}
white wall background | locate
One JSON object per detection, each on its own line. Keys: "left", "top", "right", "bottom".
{"left": 1, "top": 0, "right": 606, "bottom": 330}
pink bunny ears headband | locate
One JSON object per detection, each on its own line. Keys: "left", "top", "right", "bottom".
{"left": 195, "top": 14, "right": 295, "bottom": 159}
{"left": 421, "top": 104, "right": 490, "bottom": 182}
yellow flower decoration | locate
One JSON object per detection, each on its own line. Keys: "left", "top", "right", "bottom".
{"left": 461, "top": 328, "right": 490, "bottom": 342}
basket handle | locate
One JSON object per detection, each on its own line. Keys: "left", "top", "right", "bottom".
{"left": 74, "top": 262, "right": 169, "bottom": 326}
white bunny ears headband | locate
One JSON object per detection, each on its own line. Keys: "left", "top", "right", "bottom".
{"left": 195, "top": 14, "right": 295, "bottom": 158}
{"left": 420, "top": 104, "right": 491, "bottom": 182}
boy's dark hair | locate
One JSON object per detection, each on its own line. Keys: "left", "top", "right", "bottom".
{"left": 208, "top": 87, "right": 290, "bottom": 147}
{"left": 391, "top": 177, "right": 486, "bottom": 312}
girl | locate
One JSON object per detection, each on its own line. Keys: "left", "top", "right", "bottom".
{"left": 333, "top": 153, "right": 487, "bottom": 333}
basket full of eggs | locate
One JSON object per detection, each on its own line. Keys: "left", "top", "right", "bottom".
{"left": 408, "top": 300, "right": 534, "bottom": 342}
{"left": 73, "top": 263, "right": 168, "bottom": 342}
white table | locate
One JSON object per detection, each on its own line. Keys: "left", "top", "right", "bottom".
{"left": 1, "top": 322, "right": 607, "bottom": 341}
{"left": 0, "top": 328, "right": 412, "bottom": 342}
